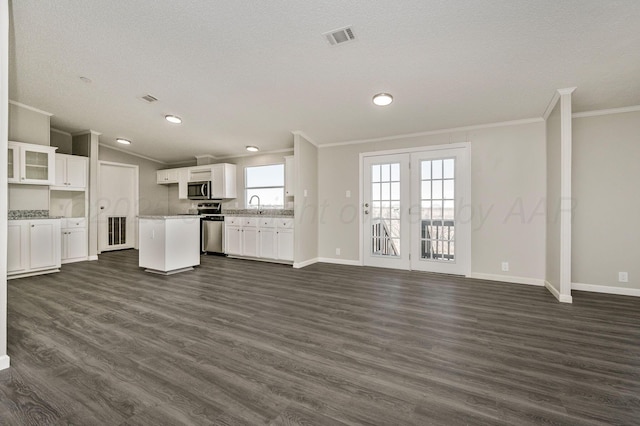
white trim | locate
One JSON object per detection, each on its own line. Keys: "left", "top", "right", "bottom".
{"left": 319, "top": 117, "right": 543, "bottom": 148}
{"left": 572, "top": 104, "right": 640, "bottom": 119}
{"left": 542, "top": 91, "right": 560, "bottom": 121}
{"left": 317, "top": 257, "right": 362, "bottom": 266}
{"left": 293, "top": 257, "right": 319, "bottom": 269}
{"left": 50, "top": 127, "right": 72, "bottom": 136}
{"left": 291, "top": 130, "right": 318, "bottom": 147}
{"left": 8, "top": 268, "right": 61, "bottom": 280}
{"left": 71, "top": 129, "right": 102, "bottom": 136}
{"left": 88, "top": 255, "right": 98, "bottom": 261}
{"left": 8, "top": 100, "right": 53, "bottom": 116}
{"left": 545, "top": 280, "right": 573, "bottom": 303}
{"left": 470, "top": 273, "right": 544, "bottom": 287}
{"left": 0, "top": 355, "right": 9, "bottom": 370}
{"left": 99, "top": 143, "right": 167, "bottom": 164}
{"left": 215, "top": 147, "right": 294, "bottom": 160}
{"left": 559, "top": 89, "right": 574, "bottom": 302}
{"left": 572, "top": 282, "right": 640, "bottom": 297}
{"left": 557, "top": 87, "right": 577, "bottom": 95}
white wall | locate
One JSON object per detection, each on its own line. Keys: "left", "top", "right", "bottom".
{"left": 572, "top": 110, "right": 640, "bottom": 292}
{"left": 293, "top": 134, "right": 318, "bottom": 266}
{"left": 545, "top": 102, "right": 561, "bottom": 294}
{"left": 99, "top": 145, "right": 169, "bottom": 216}
{"left": 318, "top": 121, "right": 547, "bottom": 283}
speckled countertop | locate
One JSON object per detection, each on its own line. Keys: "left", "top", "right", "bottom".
{"left": 8, "top": 210, "right": 57, "bottom": 220}
{"left": 223, "top": 209, "right": 294, "bottom": 218}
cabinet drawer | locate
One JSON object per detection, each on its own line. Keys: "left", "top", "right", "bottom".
{"left": 242, "top": 217, "right": 258, "bottom": 227}
{"left": 276, "top": 218, "right": 294, "bottom": 229}
{"left": 225, "top": 216, "right": 241, "bottom": 226}
{"left": 63, "top": 217, "right": 87, "bottom": 229}
{"left": 258, "top": 218, "right": 275, "bottom": 228}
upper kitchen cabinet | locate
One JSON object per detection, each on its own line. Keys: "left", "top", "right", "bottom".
{"left": 8, "top": 141, "right": 57, "bottom": 185}
{"left": 52, "top": 153, "right": 87, "bottom": 190}
{"left": 157, "top": 168, "right": 180, "bottom": 184}
{"left": 211, "top": 163, "right": 236, "bottom": 199}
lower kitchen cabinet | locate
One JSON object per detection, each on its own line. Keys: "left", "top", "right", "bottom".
{"left": 8, "top": 219, "right": 61, "bottom": 278}
{"left": 225, "top": 216, "right": 294, "bottom": 263}
{"left": 61, "top": 218, "right": 88, "bottom": 263}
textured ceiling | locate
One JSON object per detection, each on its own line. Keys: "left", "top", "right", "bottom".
{"left": 9, "top": 0, "right": 640, "bottom": 163}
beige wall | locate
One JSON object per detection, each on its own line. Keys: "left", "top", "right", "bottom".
{"left": 318, "top": 121, "right": 547, "bottom": 281}
{"left": 572, "top": 110, "right": 640, "bottom": 290}
{"left": 545, "top": 102, "right": 561, "bottom": 293}
{"left": 8, "top": 102, "right": 50, "bottom": 145}
{"left": 167, "top": 151, "right": 293, "bottom": 214}
{"left": 99, "top": 146, "right": 169, "bottom": 216}
{"left": 293, "top": 134, "right": 318, "bottom": 265}
{"left": 8, "top": 184, "right": 49, "bottom": 210}
{"left": 50, "top": 129, "right": 72, "bottom": 154}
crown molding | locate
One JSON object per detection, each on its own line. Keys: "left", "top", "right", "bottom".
{"left": 71, "top": 129, "right": 102, "bottom": 136}
{"left": 557, "top": 87, "right": 577, "bottom": 95}
{"left": 572, "top": 104, "right": 640, "bottom": 119}
{"left": 9, "top": 100, "right": 53, "bottom": 116}
{"left": 99, "top": 143, "right": 167, "bottom": 164}
{"left": 542, "top": 91, "right": 561, "bottom": 121}
{"left": 215, "top": 147, "right": 294, "bottom": 160}
{"left": 50, "top": 128, "right": 72, "bottom": 136}
{"left": 318, "top": 117, "right": 543, "bottom": 149}
{"left": 292, "top": 130, "right": 318, "bottom": 147}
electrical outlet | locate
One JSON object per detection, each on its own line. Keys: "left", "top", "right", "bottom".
{"left": 346, "top": 190, "right": 351, "bottom": 198}
{"left": 501, "top": 262, "right": 509, "bottom": 272}
{"left": 618, "top": 272, "right": 629, "bottom": 283}
{"left": 304, "top": 189, "right": 308, "bottom": 197}
{"left": 335, "top": 248, "right": 341, "bottom": 256}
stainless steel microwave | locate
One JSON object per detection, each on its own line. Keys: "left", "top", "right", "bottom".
{"left": 187, "top": 181, "right": 213, "bottom": 200}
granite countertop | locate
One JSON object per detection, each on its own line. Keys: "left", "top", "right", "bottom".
{"left": 139, "top": 215, "right": 203, "bottom": 219}
{"left": 9, "top": 216, "right": 64, "bottom": 221}
{"left": 223, "top": 209, "right": 294, "bottom": 218}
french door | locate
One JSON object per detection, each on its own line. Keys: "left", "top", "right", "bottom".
{"left": 362, "top": 144, "right": 470, "bottom": 276}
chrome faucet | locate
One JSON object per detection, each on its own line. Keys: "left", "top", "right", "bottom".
{"left": 248, "top": 195, "right": 261, "bottom": 210}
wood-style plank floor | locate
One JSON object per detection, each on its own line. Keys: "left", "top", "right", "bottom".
{"left": 1, "top": 250, "right": 639, "bottom": 425}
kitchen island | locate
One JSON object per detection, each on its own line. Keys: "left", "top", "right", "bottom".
{"left": 138, "top": 215, "right": 201, "bottom": 275}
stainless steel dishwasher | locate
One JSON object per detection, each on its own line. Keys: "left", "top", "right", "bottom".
{"left": 201, "top": 215, "right": 225, "bottom": 254}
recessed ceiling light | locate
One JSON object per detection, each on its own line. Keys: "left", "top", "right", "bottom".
{"left": 165, "top": 115, "right": 182, "bottom": 124}
{"left": 372, "top": 93, "right": 393, "bottom": 106}
{"left": 246, "top": 146, "right": 259, "bottom": 152}
{"left": 116, "top": 138, "right": 131, "bottom": 145}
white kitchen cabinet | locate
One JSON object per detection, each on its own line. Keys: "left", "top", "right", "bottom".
{"left": 8, "top": 219, "right": 61, "bottom": 278}
{"left": 138, "top": 216, "right": 200, "bottom": 274}
{"left": 178, "top": 168, "right": 189, "bottom": 199}
{"left": 225, "top": 216, "right": 294, "bottom": 263}
{"left": 285, "top": 155, "right": 295, "bottom": 197}
{"left": 211, "top": 163, "right": 237, "bottom": 199}
{"left": 8, "top": 141, "right": 57, "bottom": 185}
{"left": 53, "top": 154, "right": 87, "bottom": 190}
{"left": 225, "top": 226, "right": 242, "bottom": 255}
{"left": 156, "top": 168, "right": 180, "bottom": 184}
{"left": 61, "top": 218, "right": 88, "bottom": 263}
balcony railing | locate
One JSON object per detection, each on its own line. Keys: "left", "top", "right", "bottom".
{"left": 372, "top": 219, "right": 398, "bottom": 256}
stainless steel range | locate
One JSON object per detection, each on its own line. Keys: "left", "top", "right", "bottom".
{"left": 197, "top": 202, "right": 225, "bottom": 254}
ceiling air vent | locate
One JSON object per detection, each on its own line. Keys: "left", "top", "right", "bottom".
{"left": 140, "top": 94, "right": 158, "bottom": 103}
{"left": 323, "top": 26, "right": 356, "bottom": 46}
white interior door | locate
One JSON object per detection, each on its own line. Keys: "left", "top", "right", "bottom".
{"left": 362, "top": 144, "right": 470, "bottom": 275}
{"left": 363, "top": 154, "right": 411, "bottom": 269}
{"left": 410, "top": 147, "right": 471, "bottom": 275}
{"left": 98, "top": 161, "right": 138, "bottom": 252}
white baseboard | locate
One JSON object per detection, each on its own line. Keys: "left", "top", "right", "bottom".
{"left": 293, "top": 258, "right": 319, "bottom": 269}
{"left": 88, "top": 255, "right": 98, "bottom": 261}
{"left": 470, "top": 273, "right": 544, "bottom": 287}
{"left": 572, "top": 282, "right": 640, "bottom": 297}
{"left": 0, "top": 355, "right": 10, "bottom": 371}
{"left": 317, "top": 257, "right": 362, "bottom": 266}
{"left": 544, "top": 280, "right": 572, "bottom": 303}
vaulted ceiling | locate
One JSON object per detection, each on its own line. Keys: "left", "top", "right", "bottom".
{"left": 9, "top": 1, "right": 640, "bottom": 163}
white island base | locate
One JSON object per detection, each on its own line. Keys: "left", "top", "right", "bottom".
{"left": 138, "top": 216, "right": 201, "bottom": 275}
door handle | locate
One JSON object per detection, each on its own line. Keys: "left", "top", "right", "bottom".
{"left": 201, "top": 184, "right": 206, "bottom": 198}
{"left": 364, "top": 210, "right": 369, "bottom": 215}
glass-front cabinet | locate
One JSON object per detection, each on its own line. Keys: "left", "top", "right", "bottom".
{"left": 8, "top": 141, "right": 57, "bottom": 185}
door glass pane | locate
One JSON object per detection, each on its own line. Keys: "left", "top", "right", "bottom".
{"left": 8, "top": 148, "right": 13, "bottom": 179}
{"left": 24, "top": 151, "right": 49, "bottom": 180}
{"left": 420, "top": 158, "right": 455, "bottom": 262}
{"left": 370, "top": 162, "right": 401, "bottom": 257}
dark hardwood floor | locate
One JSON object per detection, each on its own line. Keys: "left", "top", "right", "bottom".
{"left": 0, "top": 250, "right": 639, "bottom": 425}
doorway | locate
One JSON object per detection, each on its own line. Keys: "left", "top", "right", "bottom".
{"left": 362, "top": 144, "right": 471, "bottom": 276}
{"left": 98, "top": 161, "right": 138, "bottom": 252}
